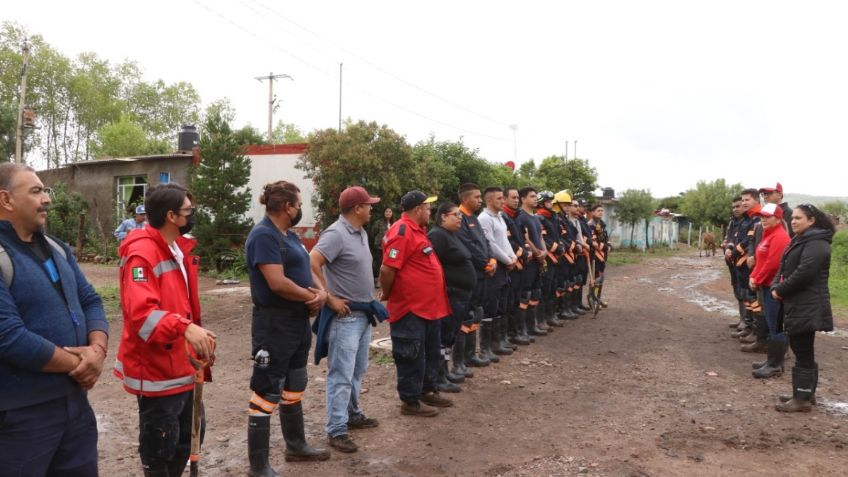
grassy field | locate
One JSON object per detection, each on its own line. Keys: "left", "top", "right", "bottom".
{"left": 606, "top": 246, "right": 683, "bottom": 266}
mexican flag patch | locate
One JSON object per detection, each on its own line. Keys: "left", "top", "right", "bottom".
{"left": 388, "top": 248, "right": 399, "bottom": 259}
{"left": 132, "top": 267, "right": 147, "bottom": 282}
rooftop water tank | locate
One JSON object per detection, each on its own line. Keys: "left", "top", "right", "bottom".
{"left": 178, "top": 125, "right": 199, "bottom": 153}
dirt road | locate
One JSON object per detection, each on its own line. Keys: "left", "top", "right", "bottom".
{"left": 85, "top": 252, "right": 848, "bottom": 476}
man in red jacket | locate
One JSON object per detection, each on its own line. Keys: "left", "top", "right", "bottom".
{"left": 115, "top": 183, "right": 217, "bottom": 477}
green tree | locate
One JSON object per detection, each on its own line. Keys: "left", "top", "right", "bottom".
{"left": 534, "top": 155, "right": 598, "bottom": 199}
{"left": 820, "top": 200, "right": 848, "bottom": 223}
{"left": 232, "top": 125, "right": 267, "bottom": 146}
{"left": 300, "top": 120, "right": 439, "bottom": 228}
{"left": 0, "top": 101, "right": 16, "bottom": 160}
{"left": 46, "top": 182, "right": 89, "bottom": 247}
{"left": 189, "top": 106, "right": 253, "bottom": 266}
{"left": 656, "top": 194, "right": 684, "bottom": 212}
{"left": 616, "top": 188, "right": 655, "bottom": 247}
{"left": 93, "top": 115, "right": 169, "bottom": 157}
{"left": 270, "top": 120, "right": 306, "bottom": 144}
{"left": 679, "top": 178, "right": 742, "bottom": 228}
{"left": 515, "top": 159, "right": 537, "bottom": 186}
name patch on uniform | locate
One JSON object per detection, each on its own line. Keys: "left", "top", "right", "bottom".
{"left": 388, "top": 248, "right": 399, "bottom": 259}
{"left": 132, "top": 267, "right": 147, "bottom": 282}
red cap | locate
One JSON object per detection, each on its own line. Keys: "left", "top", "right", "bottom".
{"left": 339, "top": 186, "right": 380, "bottom": 210}
{"left": 758, "top": 182, "right": 783, "bottom": 194}
{"left": 757, "top": 203, "right": 783, "bottom": 219}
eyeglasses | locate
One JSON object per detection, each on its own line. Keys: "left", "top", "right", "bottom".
{"left": 177, "top": 206, "right": 196, "bottom": 216}
{"left": 797, "top": 203, "right": 817, "bottom": 212}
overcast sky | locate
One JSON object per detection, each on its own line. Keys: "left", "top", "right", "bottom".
{"left": 7, "top": 0, "right": 846, "bottom": 197}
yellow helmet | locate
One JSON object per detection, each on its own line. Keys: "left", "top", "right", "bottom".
{"left": 552, "top": 190, "right": 572, "bottom": 212}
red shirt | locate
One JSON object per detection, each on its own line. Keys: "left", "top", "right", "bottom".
{"left": 382, "top": 215, "right": 450, "bottom": 322}
{"left": 750, "top": 223, "right": 791, "bottom": 287}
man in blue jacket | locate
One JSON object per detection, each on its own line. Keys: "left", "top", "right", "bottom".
{"left": 0, "top": 163, "right": 108, "bottom": 477}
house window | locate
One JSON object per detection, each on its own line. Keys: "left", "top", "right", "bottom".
{"left": 160, "top": 172, "right": 171, "bottom": 184}
{"left": 116, "top": 176, "right": 148, "bottom": 219}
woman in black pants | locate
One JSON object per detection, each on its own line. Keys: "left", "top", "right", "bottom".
{"left": 772, "top": 204, "right": 835, "bottom": 412}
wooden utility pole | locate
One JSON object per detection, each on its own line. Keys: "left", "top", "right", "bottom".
{"left": 338, "top": 63, "right": 343, "bottom": 132}
{"left": 15, "top": 40, "right": 30, "bottom": 163}
{"left": 254, "top": 72, "right": 292, "bottom": 141}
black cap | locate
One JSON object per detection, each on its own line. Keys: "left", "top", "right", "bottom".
{"left": 400, "top": 190, "right": 438, "bottom": 211}
{"left": 578, "top": 199, "right": 589, "bottom": 207}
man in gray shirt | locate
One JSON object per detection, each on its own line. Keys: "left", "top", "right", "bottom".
{"left": 310, "top": 186, "right": 381, "bottom": 453}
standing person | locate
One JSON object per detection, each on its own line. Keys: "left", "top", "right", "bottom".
{"left": 0, "top": 163, "right": 108, "bottom": 477}
{"left": 309, "top": 186, "right": 382, "bottom": 454}
{"left": 478, "top": 187, "right": 519, "bottom": 355}
{"left": 724, "top": 197, "right": 746, "bottom": 331}
{"left": 535, "top": 190, "right": 564, "bottom": 329}
{"left": 502, "top": 187, "right": 532, "bottom": 345}
{"left": 115, "top": 183, "right": 217, "bottom": 477}
{"left": 114, "top": 204, "right": 147, "bottom": 241}
{"left": 379, "top": 191, "right": 453, "bottom": 417}
{"left": 749, "top": 204, "right": 791, "bottom": 378}
{"left": 574, "top": 199, "right": 593, "bottom": 312}
{"left": 371, "top": 207, "right": 394, "bottom": 284}
{"left": 565, "top": 199, "right": 589, "bottom": 317}
{"left": 428, "top": 202, "right": 476, "bottom": 390}
{"left": 759, "top": 183, "right": 794, "bottom": 237}
{"left": 244, "top": 181, "right": 330, "bottom": 477}
{"left": 456, "top": 183, "right": 497, "bottom": 365}
{"left": 736, "top": 189, "right": 765, "bottom": 350}
{"left": 516, "top": 187, "right": 548, "bottom": 336}
{"left": 773, "top": 204, "right": 835, "bottom": 412}
{"left": 552, "top": 191, "right": 578, "bottom": 320}
{"left": 588, "top": 203, "right": 610, "bottom": 308}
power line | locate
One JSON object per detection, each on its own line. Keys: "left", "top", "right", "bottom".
{"left": 247, "top": 0, "right": 513, "bottom": 129}
{"left": 193, "top": 0, "right": 511, "bottom": 142}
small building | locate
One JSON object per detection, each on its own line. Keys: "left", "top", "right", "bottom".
{"left": 36, "top": 143, "right": 319, "bottom": 248}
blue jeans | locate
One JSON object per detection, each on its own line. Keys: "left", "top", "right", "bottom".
{"left": 763, "top": 288, "right": 786, "bottom": 342}
{"left": 325, "top": 312, "right": 371, "bottom": 437}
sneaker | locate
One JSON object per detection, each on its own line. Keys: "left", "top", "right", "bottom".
{"left": 328, "top": 434, "right": 358, "bottom": 453}
{"left": 347, "top": 413, "right": 379, "bottom": 429}
{"left": 400, "top": 401, "right": 439, "bottom": 417}
{"left": 420, "top": 391, "right": 454, "bottom": 408}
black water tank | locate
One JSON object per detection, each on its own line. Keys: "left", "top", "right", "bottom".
{"left": 603, "top": 187, "right": 615, "bottom": 199}
{"left": 178, "top": 125, "right": 199, "bottom": 152}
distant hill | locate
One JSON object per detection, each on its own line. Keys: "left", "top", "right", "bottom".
{"left": 783, "top": 193, "right": 848, "bottom": 207}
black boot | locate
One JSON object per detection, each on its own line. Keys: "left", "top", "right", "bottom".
{"left": 576, "top": 289, "right": 591, "bottom": 311}
{"left": 500, "top": 315, "right": 518, "bottom": 350}
{"left": 435, "top": 354, "right": 461, "bottom": 393}
{"left": 776, "top": 365, "right": 817, "bottom": 412}
{"left": 545, "top": 298, "right": 564, "bottom": 327}
{"left": 444, "top": 344, "right": 465, "bottom": 383}
{"left": 248, "top": 415, "right": 280, "bottom": 477}
{"left": 141, "top": 465, "right": 169, "bottom": 477}
{"left": 570, "top": 291, "right": 586, "bottom": 316}
{"left": 451, "top": 333, "right": 473, "bottom": 378}
{"left": 535, "top": 301, "right": 551, "bottom": 332}
{"left": 492, "top": 316, "right": 514, "bottom": 355}
{"left": 279, "top": 402, "right": 330, "bottom": 462}
{"left": 557, "top": 293, "right": 577, "bottom": 320}
{"left": 526, "top": 306, "right": 547, "bottom": 336}
{"left": 465, "top": 329, "right": 490, "bottom": 367}
{"left": 753, "top": 339, "right": 786, "bottom": 379}
{"left": 479, "top": 319, "right": 500, "bottom": 362}
{"left": 516, "top": 307, "right": 534, "bottom": 343}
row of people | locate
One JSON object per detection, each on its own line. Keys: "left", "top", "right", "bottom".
{"left": 721, "top": 182, "right": 835, "bottom": 412}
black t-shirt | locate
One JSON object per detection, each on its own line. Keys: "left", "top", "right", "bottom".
{"left": 428, "top": 226, "right": 476, "bottom": 291}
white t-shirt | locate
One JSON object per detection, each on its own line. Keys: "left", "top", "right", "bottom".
{"left": 168, "top": 242, "right": 189, "bottom": 294}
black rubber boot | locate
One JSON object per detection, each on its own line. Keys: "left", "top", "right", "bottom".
{"left": 776, "top": 365, "right": 817, "bottom": 412}
{"left": 141, "top": 465, "right": 169, "bottom": 477}
{"left": 545, "top": 298, "right": 564, "bottom": 327}
{"left": 465, "top": 329, "right": 490, "bottom": 367}
{"left": 499, "top": 315, "right": 518, "bottom": 350}
{"left": 535, "top": 301, "right": 551, "bottom": 332}
{"left": 515, "top": 307, "right": 534, "bottom": 343}
{"left": 444, "top": 344, "right": 465, "bottom": 383}
{"left": 570, "top": 291, "right": 587, "bottom": 316}
{"left": 492, "top": 316, "right": 514, "bottom": 355}
{"left": 557, "top": 294, "right": 577, "bottom": 320}
{"left": 435, "top": 356, "right": 461, "bottom": 393}
{"left": 248, "top": 415, "right": 281, "bottom": 477}
{"left": 451, "top": 333, "right": 473, "bottom": 378}
{"left": 479, "top": 319, "right": 500, "bottom": 362}
{"left": 753, "top": 339, "right": 786, "bottom": 379}
{"left": 279, "top": 402, "right": 330, "bottom": 462}
{"left": 526, "top": 306, "right": 547, "bottom": 336}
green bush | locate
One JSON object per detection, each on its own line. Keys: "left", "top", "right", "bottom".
{"left": 46, "top": 183, "right": 90, "bottom": 247}
{"left": 830, "top": 230, "right": 848, "bottom": 310}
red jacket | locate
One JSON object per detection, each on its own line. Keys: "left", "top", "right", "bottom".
{"left": 114, "top": 227, "right": 207, "bottom": 397}
{"left": 750, "top": 223, "right": 790, "bottom": 288}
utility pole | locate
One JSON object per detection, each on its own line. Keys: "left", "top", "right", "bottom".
{"left": 565, "top": 140, "right": 568, "bottom": 161}
{"left": 574, "top": 140, "right": 578, "bottom": 160}
{"left": 15, "top": 39, "right": 30, "bottom": 164}
{"left": 509, "top": 124, "right": 518, "bottom": 164}
{"left": 255, "top": 72, "right": 292, "bottom": 141}
{"left": 338, "top": 63, "right": 343, "bottom": 132}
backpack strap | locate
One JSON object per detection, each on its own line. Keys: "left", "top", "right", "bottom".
{"left": 0, "top": 236, "right": 69, "bottom": 288}
{"left": 0, "top": 243, "right": 11, "bottom": 287}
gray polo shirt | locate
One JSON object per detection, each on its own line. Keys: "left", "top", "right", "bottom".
{"left": 314, "top": 215, "right": 374, "bottom": 302}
